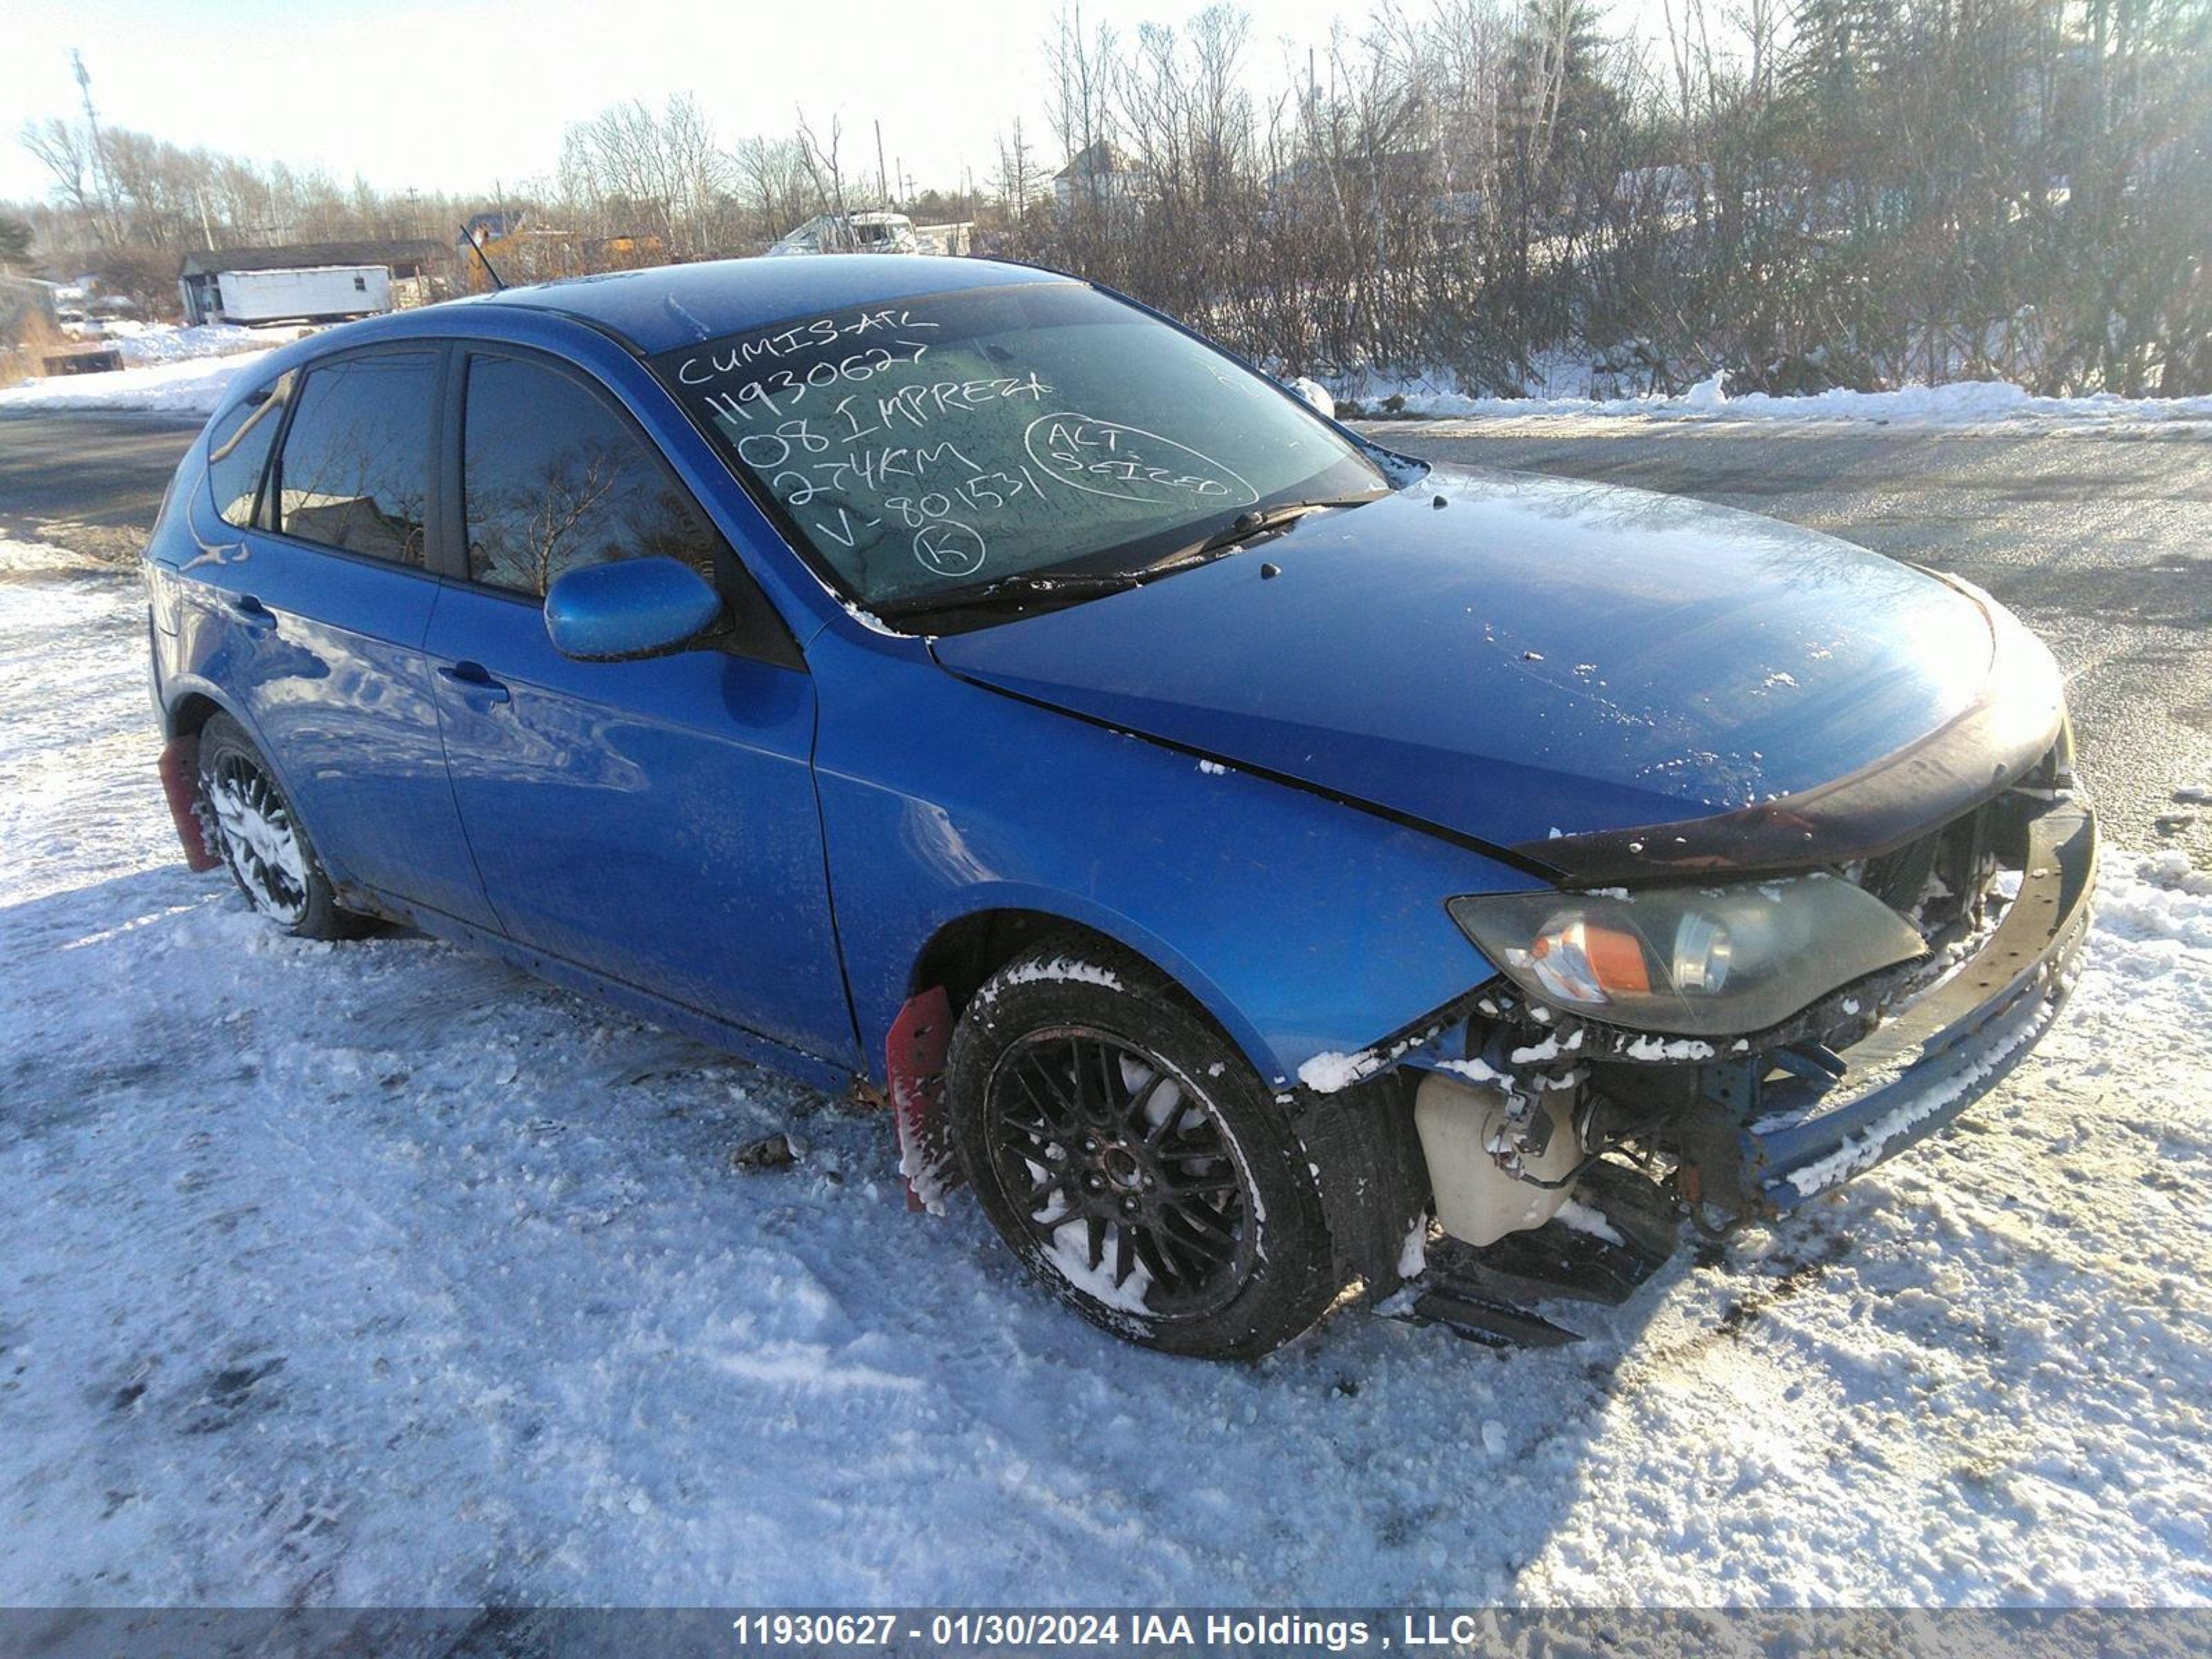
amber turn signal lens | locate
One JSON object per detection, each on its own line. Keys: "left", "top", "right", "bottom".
{"left": 1527, "top": 918, "right": 1653, "bottom": 1003}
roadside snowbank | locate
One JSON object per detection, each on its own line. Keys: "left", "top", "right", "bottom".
{"left": 0, "top": 348, "right": 276, "bottom": 416}
{"left": 101, "top": 319, "right": 309, "bottom": 367}
{"left": 0, "top": 320, "right": 310, "bottom": 415}
{"left": 1352, "top": 372, "right": 2212, "bottom": 428}
{"left": 3, "top": 536, "right": 2209, "bottom": 1606}
{"left": 8, "top": 341, "right": 2211, "bottom": 431}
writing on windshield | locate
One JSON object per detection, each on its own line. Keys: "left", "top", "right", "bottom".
{"left": 656, "top": 282, "right": 1372, "bottom": 609}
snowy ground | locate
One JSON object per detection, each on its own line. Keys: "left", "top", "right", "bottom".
{"left": 0, "top": 321, "right": 308, "bottom": 415}
{"left": 3, "top": 536, "right": 2211, "bottom": 1607}
{"left": 1349, "top": 371, "right": 2212, "bottom": 429}
{"left": 0, "top": 347, "right": 281, "bottom": 416}
{"left": 10, "top": 334, "right": 2212, "bottom": 432}
{"left": 97, "top": 320, "right": 311, "bottom": 368}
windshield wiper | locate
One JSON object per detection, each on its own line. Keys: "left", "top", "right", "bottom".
{"left": 874, "top": 570, "right": 1146, "bottom": 624}
{"left": 1172, "top": 495, "right": 1380, "bottom": 563}
{"left": 873, "top": 495, "right": 1384, "bottom": 627}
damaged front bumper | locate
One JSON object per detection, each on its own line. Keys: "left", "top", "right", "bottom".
{"left": 1378, "top": 790, "right": 2096, "bottom": 1345}
{"left": 1716, "top": 791, "right": 2097, "bottom": 1213}
{"left": 1394, "top": 785, "right": 2098, "bottom": 1248}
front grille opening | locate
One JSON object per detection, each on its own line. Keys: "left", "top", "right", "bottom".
{"left": 1859, "top": 787, "right": 2030, "bottom": 941}
{"left": 1859, "top": 819, "right": 1989, "bottom": 935}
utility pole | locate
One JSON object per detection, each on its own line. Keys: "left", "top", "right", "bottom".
{"left": 875, "top": 120, "right": 890, "bottom": 207}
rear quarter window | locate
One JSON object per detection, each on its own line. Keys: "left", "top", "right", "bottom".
{"left": 204, "top": 371, "right": 294, "bottom": 529}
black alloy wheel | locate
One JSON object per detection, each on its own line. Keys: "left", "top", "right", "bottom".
{"left": 946, "top": 940, "right": 1430, "bottom": 1359}
{"left": 982, "top": 1024, "right": 1258, "bottom": 1319}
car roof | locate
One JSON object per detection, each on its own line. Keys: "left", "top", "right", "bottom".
{"left": 467, "top": 254, "right": 1076, "bottom": 356}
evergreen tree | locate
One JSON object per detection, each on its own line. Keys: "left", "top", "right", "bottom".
{"left": 0, "top": 215, "right": 32, "bottom": 270}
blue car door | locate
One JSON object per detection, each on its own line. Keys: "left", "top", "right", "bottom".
{"left": 422, "top": 347, "right": 856, "bottom": 1067}
{"left": 185, "top": 350, "right": 498, "bottom": 930}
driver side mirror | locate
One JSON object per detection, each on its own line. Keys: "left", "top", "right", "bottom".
{"left": 543, "top": 556, "right": 724, "bottom": 662}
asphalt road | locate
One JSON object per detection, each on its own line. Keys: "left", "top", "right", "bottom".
{"left": 3, "top": 406, "right": 2206, "bottom": 854}
{"left": 0, "top": 410, "right": 203, "bottom": 563}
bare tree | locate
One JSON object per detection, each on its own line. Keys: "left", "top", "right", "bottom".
{"left": 993, "top": 120, "right": 1050, "bottom": 225}
{"left": 6, "top": 4, "right": 2204, "bottom": 396}
{"left": 557, "top": 94, "right": 732, "bottom": 260}
{"left": 732, "top": 137, "right": 813, "bottom": 243}
{"left": 795, "top": 109, "right": 858, "bottom": 245}
{"left": 18, "top": 118, "right": 104, "bottom": 238}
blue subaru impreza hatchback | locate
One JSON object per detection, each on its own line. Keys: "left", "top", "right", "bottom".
{"left": 143, "top": 256, "right": 2095, "bottom": 1356}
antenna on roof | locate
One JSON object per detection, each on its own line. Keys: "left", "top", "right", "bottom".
{"left": 460, "top": 221, "right": 508, "bottom": 291}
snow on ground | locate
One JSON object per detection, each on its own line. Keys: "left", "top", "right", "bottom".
{"left": 0, "top": 348, "right": 279, "bottom": 417}
{"left": 99, "top": 319, "right": 310, "bottom": 368}
{"left": 1354, "top": 372, "right": 2212, "bottom": 429}
{"left": 3, "top": 536, "right": 2211, "bottom": 1607}
{"left": 8, "top": 329, "right": 2212, "bottom": 434}
{"left": 0, "top": 320, "right": 311, "bottom": 415}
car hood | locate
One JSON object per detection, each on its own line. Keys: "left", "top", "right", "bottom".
{"left": 928, "top": 465, "right": 2004, "bottom": 865}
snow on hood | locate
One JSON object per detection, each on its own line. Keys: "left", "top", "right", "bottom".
{"left": 930, "top": 465, "right": 1997, "bottom": 854}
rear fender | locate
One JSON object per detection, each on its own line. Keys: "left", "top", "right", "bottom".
{"left": 149, "top": 674, "right": 330, "bottom": 879}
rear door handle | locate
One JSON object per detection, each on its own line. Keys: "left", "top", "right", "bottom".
{"left": 436, "top": 662, "right": 511, "bottom": 706}
{"left": 227, "top": 594, "right": 277, "bottom": 634}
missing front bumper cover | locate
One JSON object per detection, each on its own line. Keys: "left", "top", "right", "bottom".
{"left": 1704, "top": 791, "right": 2097, "bottom": 1214}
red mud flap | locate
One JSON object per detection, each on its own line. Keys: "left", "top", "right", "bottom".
{"left": 888, "top": 986, "right": 959, "bottom": 1214}
{"left": 158, "top": 733, "right": 222, "bottom": 872}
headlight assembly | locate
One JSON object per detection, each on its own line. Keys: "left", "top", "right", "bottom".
{"left": 1447, "top": 873, "right": 1928, "bottom": 1038}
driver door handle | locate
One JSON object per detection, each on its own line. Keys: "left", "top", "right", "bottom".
{"left": 436, "top": 661, "right": 511, "bottom": 706}
{"left": 226, "top": 594, "right": 277, "bottom": 634}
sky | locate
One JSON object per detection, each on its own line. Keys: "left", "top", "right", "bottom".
{"left": 3, "top": 0, "right": 1396, "bottom": 208}
{"left": 4, "top": 0, "right": 1684, "bottom": 212}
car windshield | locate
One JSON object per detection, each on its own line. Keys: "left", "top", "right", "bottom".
{"left": 651, "top": 281, "right": 1386, "bottom": 621}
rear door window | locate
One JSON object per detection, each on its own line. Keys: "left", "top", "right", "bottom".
{"left": 204, "top": 370, "right": 294, "bottom": 529}
{"left": 461, "top": 353, "right": 717, "bottom": 597}
{"left": 272, "top": 351, "right": 437, "bottom": 565}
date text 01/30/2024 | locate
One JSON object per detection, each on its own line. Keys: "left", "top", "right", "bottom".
{"left": 727, "top": 1611, "right": 1522, "bottom": 1649}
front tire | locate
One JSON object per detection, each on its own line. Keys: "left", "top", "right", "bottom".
{"left": 946, "top": 940, "right": 1423, "bottom": 1359}
{"left": 196, "top": 713, "right": 366, "bottom": 941}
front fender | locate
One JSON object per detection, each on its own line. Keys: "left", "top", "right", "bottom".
{"left": 811, "top": 629, "right": 1537, "bottom": 1090}
{"left": 895, "top": 875, "right": 1287, "bottom": 1082}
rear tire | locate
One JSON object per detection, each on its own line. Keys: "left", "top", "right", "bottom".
{"left": 946, "top": 939, "right": 1426, "bottom": 1359}
{"left": 196, "top": 713, "right": 367, "bottom": 941}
